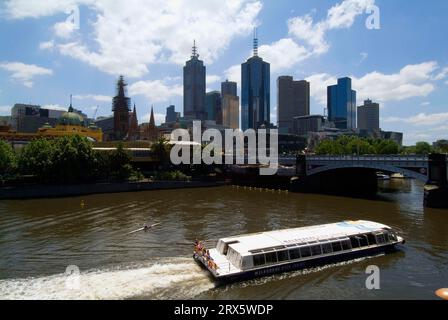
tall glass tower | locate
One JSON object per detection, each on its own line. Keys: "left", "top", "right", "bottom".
{"left": 241, "top": 31, "right": 270, "bottom": 130}
{"left": 327, "top": 77, "right": 357, "bottom": 130}
{"left": 183, "top": 41, "right": 206, "bottom": 120}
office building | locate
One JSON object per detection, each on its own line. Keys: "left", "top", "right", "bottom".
{"left": 165, "top": 105, "right": 179, "bottom": 123}
{"left": 222, "top": 94, "right": 239, "bottom": 129}
{"left": 293, "top": 115, "right": 325, "bottom": 136}
{"left": 277, "top": 76, "right": 310, "bottom": 134}
{"left": 206, "top": 91, "right": 222, "bottom": 124}
{"left": 357, "top": 99, "right": 380, "bottom": 132}
{"left": 327, "top": 77, "right": 357, "bottom": 130}
{"left": 183, "top": 41, "right": 206, "bottom": 120}
{"left": 221, "top": 80, "right": 237, "bottom": 97}
{"left": 241, "top": 31, "right": 270, "bottom": 130}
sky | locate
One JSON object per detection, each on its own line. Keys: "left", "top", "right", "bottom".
{"left": 0, "top": 0, "right": 447, "bottom": 145}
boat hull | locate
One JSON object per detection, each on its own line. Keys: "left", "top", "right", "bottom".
{"left": 194, "top": 243, "right": 401, "bottom": 285}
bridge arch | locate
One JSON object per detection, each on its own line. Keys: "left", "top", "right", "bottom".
{"left": 307, "top": 163, "right": 428, "bottom": 182}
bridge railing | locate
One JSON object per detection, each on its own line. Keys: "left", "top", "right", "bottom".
{"left": 306, "top": 155, "right": 428, "bottom": 162}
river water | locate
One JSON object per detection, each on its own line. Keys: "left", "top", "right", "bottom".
{"left": 0, "top": 179, "right": 447, "bottom": 300}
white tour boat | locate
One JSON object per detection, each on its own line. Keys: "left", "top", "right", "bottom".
{"left": 193, "top": 220, "right": 405, "bottom": 283}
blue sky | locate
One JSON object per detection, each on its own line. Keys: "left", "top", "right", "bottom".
{"left": 0, "top": 0, "right": 447, "bottom": 145}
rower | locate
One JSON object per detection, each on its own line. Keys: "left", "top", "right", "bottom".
{"left": 143, "top": 224, "right": 150, "bottom": 231}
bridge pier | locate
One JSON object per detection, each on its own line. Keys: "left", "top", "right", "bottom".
{"left": 424, "top": 154, "right": 448, "bottom": 209}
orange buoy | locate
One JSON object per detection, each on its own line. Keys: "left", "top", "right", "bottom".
{"left": 435, "top": 288, "right": 448, "bottom": 300}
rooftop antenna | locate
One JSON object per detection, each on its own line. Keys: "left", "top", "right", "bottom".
{"left": 192, "top": 40, "right": 199, "bottom": 59}
{"left": 253, "top": 27, "right": 258, "bottom": 57}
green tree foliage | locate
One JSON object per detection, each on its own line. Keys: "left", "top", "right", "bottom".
{"left": 151, "top": 137, "right": 172, "bottom": 169}
{"left": 18, "top": 136, "right": 136, "bottom": 183}
{"left": 0, "top": 140, "right": 17, "bottom": 177}
{"left": 315, "top": 136, "right": 400, "bottom": 155}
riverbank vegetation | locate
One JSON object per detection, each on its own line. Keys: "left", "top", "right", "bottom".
{"left": 314, "top": 136, "right": 445, "bottom": 156}
{"left": 0, "top": 136, "right": 141, "bottom": 184}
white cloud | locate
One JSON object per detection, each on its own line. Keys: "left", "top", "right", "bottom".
{"left": 39, "top": 40, "right": 54, "bottom": 51}
{"left": 288, "top": 0, "right": 375, "bottom": 56}
{"left": 54, "top": 20, "right": 76, "bottom": 39}
{"left": 3, "top": 0, "right": 82, "bottom": 18}
{"left": 384, "top": 112, "right": 448, "bottom": 126}
{"left": 420, "top": 102, "right": 430, "bottom": 106}
{"left": 142, "top": 112, "right": 164, "bottom": 125}
{"left": 42, "top": 104, "right": 69, "bottom": 111}
{"left": 433, "top": 67, "right": 448, "bottom": 81}
{"left": 0, "top": 61, "right": 53, "bottom": 87}
{"left": 73, "top": 94, "right": 112, "bottom": 102}
{"left": 128, "top": 80, "right": 182, "bottom": 103}
{"left": 306, "top": 61, "right": 438, "bottom": 106}
{"left": 0, "top": 106, "right": 11, "bottom": 116}
{"left": 224, "top": 64, "right": 241, "bottom": 91}
{"left": 206, "top": 75, "right": 221, "bottom": 85}
{"left": 258, "top": 38, "right": 309, "bottom": 73}
{"left": 5, "top": 0, "right": 262, "bottom": 77}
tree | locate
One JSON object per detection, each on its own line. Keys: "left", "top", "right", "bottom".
{"left": 0, "top": 140, "right": 17, "bottom": 177}
{"left": 151, "top": 137, "right": 172, "bottom": 169}
{"left": 414, "top": 141, "right": 433, "bottom": 155}
{"left": 109, "top": 142, "right": 133, "bottom": 180}
{"left": 18, "top": 138, "right": 55, "bottom": 182}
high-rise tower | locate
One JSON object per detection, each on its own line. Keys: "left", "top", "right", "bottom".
{"left": 183, "top": 40, "right": 207, "bottom": 120}
{"left": 241, "top": 29, "right": 270, "bottom": 130}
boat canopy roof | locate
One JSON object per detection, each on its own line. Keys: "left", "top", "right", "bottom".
{"left": 221, "top": 220, "right": 391, "bottom": 257}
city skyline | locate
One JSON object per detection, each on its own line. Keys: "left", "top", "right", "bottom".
{"left": 0, "top": 0, "right": 447, "bottom": 145}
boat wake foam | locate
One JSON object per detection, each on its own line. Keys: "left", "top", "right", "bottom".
{"left": 0, "top": 257, "right": 215, "bottom": 300}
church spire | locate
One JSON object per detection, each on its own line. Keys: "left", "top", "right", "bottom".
{"left": 150, "top": 105, "right": 155, "bottom": 126}
{"left": 68, "top": 94, "right": 74, "bottom": 112}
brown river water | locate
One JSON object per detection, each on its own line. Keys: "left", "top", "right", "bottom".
{"left": 0, "top": 179, "right": 447, "bottom": 299}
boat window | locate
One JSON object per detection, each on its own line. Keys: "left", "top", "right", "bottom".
{"left": 321, "top": 243, "right": 333, "bottom": 254}
{"left": 350, "top": 236, "right": 360, "bottom": 248}
{"left": 341, "top": 240, "right": 352, "bottom": 251}
{"left": 300, "top": 246, "right": 311, "bottom": 258}
{"left": 366, "top": 233, "right": 377, "bottom": 245}
{"left": 310, "top": 245, "right": 322, "bottom": 256}
{"left": 253, "top": 254, "right": 266, "bottom": 267}
{"left": 358, "top": 235, "right": 368, "bottom": 247}
{"left": 388, "top": 232, "right": 398, "bottom": 242}
{"left": 331, "top": 241, "right": 342, "bottom": 252}
{"left": 289, "top": 248, "right": 301, "bottom": 260}
{"left": 376, "top": 233, "right": 386, "bottom": 244}
{"left": 277, "top": 250, "right": 289, "bottom": 262}
{"left": 265, "top": 252, "right": 277, "bottom": 264}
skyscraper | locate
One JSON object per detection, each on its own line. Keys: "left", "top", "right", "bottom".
{"left": 183, "top": 41, "right": 206, "bottom": 120}
{"left": 222, "top": 95, "right": 239, "bottom": 129}
{"left": 277, "top": 76, "right": 310, "bottom": 134}
{"left": 206, "top": 91, "right": 222, "bottom": 124}
{"left": 221, "top": 80, "right": 237, "bottom": 97}
{"left": 357, "top": 99, "right": 380, "bottom": 133}
{"left": 241, "top": 31, "right": 270, "bottom": 130}
{"left": 327, "top": 77, "right": 357, "bottom": 130}
{"left": 165, "top": 105, "right": 178, "bottom": 123}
